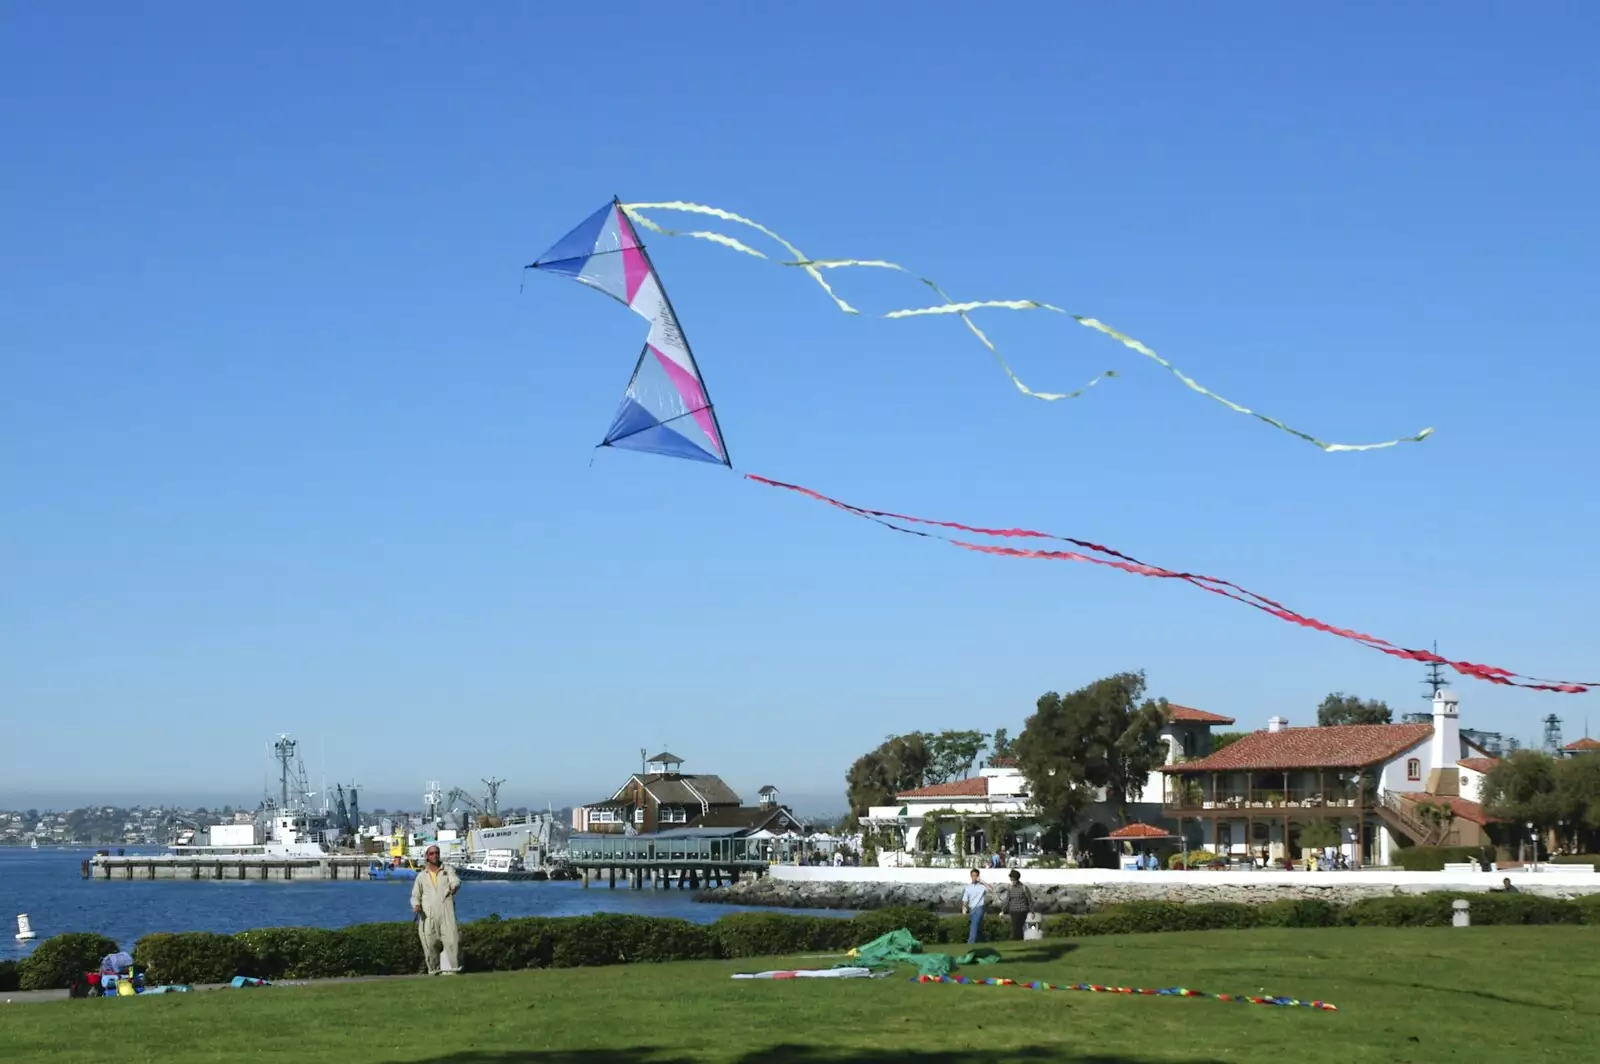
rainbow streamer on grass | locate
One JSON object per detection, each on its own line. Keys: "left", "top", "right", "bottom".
{"left": 914, "top": 973, "right": 1338, "bottom": 1012}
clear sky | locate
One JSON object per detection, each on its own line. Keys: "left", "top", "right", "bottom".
{"left": 4, "top": 4, "right": 1598, "bottom": 814}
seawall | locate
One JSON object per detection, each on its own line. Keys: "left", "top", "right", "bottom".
{"left": 697, "top": 866, "right": 1600, "bottom": 914}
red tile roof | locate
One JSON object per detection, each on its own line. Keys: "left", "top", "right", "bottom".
{"left": 1564, "top": 737, "right": 1600, "bottom": 752}
{"left": 897, "top": 777, "right": 988, "bottom": 799}
{"left": 1167, "top": 703, "right": 1236, "bottom": 725}
{"left": 1106, "top": 823, "right": 1173, "bottom": 839}
{"left": 1403, "top": 793, "right": 1497, "bottom": 827}
{"left": 1161, "top": 723, "right": 1434, "bottom": 773}
{"left": 1457, "top": 757, "right": 1499, "bottom": 774}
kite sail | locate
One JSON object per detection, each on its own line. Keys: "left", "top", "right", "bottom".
{"left": 619, "top": 200, "right": 1435, "bottom": 454}
{"left": 527, "top": 198, "right": 729, "bottom": 466}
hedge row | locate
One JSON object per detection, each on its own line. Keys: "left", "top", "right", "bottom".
{"left": 14, "top": 892, "right": 1600, "bottom": 990}
{"left": 1390, "top": 846, "right": 1497, "bottom": 871}
{"left": 1044, "top": 892, "right": 1600, "bottom": 936}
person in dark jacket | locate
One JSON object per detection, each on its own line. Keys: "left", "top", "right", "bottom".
{"left": 1002, "top": 868, "right": 1034, "bottom": 940}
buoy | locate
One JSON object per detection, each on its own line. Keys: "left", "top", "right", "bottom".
{"left": 16, "top": 914, "right": 37, "bottom": 941}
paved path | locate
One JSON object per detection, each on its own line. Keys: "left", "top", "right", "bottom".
{"left": 3, "top": 972, "right": 431, "bottom": 1006}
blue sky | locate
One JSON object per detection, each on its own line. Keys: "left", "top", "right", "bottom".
{"left": 4, "top": 4, "right": 1598, "bottom": 814}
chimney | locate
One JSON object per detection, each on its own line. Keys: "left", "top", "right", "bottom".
{"left": 1268, "top": 716, "right": 1288, "bottom": 733}
{"left": 1426, "top": 690, "right": 1461, "bottom": 796}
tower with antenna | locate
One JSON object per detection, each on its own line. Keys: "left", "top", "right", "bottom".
{"left": 482, "top": 777, "right": 505, "bottom": 818}
{"left": 273, "top": 735, "right": 298, "bottom": 812}
{"left": 1543, "top": 714, "right": 1564, "bottom": 756}
{"left": 1421, "top": 641, "right": 1449, "bottom": 699}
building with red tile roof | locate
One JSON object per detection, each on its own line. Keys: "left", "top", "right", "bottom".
{"left": 1160, "top": 691, "right": 1500, "bottom": 866}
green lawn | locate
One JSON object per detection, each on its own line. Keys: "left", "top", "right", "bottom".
{"left": 5, "top": 927, "right": 1596, "bottom": 1064}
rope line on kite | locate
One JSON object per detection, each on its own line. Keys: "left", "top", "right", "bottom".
{"left": 620, "top": 201, "right": 1434, "bottom": 453}
{"left": 913, "top": 973, "right": 1339, "bottom": 1012}
{"left": 745, "top": 473, "right": 1593, "bottom": 694}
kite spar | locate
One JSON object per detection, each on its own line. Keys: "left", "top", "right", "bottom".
{"left": 526, "top": 197, "right": 730, "bottom": 467}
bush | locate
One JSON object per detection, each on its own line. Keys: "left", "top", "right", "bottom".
{"left": 550, "top": 914, "right": 718, "bottom": 968}
{"left": 1168, "top": 850, "right": 1221, "bottom": 870}
{"left": 235, "top": 927, "right": 361, "bottom": 980}
{"left": 134, "top": 932, "right": 248, "bottom": 985}
{"left": 460, "top": 916, "right": 556, "bottom": 972}
{"left": 340, "top": 921, "right": 424, "bottom": 975}
{"left": 711, "top": 912, "right": 853, "bottom": 958}
{"left": 17, "top": 933, "right": 121, "bottom": 991}
{"left": 1391, "top": 845, "right": 1495, "bottom": 871}
{"left": 1551, "top": 855, "right": 1600, "bottom": 871}
{"left": 938, "top": 913, "right": 1007, "bottom": 943}
{"left": 849, "top": 907, "right": 944, "bottom": 944}
{"left": 0, "top": 959, "right": 20, "bottom": 992}
{"left": 1256, "top": 899, "right": 1341, "bottom": 928}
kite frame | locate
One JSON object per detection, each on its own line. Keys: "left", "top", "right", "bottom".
{"left": 598, "top": 195, "right": 733, "bottom": 469}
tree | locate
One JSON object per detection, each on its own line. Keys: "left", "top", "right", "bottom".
{"left": 1299, "top": 821, "right": 1341, "bottom": 851}
{"left": 1209, "top": 732, "right": 1247, "bottom": 754}
{"left": 990, "top": 728, "right": 1014, "bottom": 760}
{"left": 1481, "top": 750, "right": 1560, "bottom": 831}
{"left": 1554, "top": 754, "right": 1600, "bottom": 852}
{"left": 925, "top": 730, "right": 990, "bottom": 784}
{"left": 1316, "top": 692, "right": 1393, "bottom": 726}
{"left": 844, "top": 732, "right": 932, "bottom": 817}
{"left": 1015, "top": 671, "right": 1170, "bottom": 829}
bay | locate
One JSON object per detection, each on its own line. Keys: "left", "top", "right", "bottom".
{"left": 0, "top": 847, "right": 839, "bottom": 961}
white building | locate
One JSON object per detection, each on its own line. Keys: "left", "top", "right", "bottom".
{"left": 860, "top": 704, "right": 1237, "bottom": 863}
{"left": 1161, "top": 691, "right": 1500, "bottom": 866}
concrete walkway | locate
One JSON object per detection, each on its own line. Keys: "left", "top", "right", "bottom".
{"left": 3, "top": 972, "right": 432, "bottom": 1006}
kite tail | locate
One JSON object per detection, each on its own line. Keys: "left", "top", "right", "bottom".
{"left": 915, "top": 974, "right": 1339, "bottom": 1012}
{"left": 621, "top": 201, "right": 1432, "bottom": 453}
{"left": 744, "top": 473, "right": 1592, "bottom": 694}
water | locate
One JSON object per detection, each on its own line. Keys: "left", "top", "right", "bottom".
{"left": 0, "top": 847, "right": 837, "bottom": 961}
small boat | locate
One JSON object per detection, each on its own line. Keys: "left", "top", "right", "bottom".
{"left": 367, "top": 857, "right": 420, "bottom": 881}
{"left": 456, "top": 849, "right": 549, "bottom": 881}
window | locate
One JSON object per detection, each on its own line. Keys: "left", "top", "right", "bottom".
{"left": 589, "top": 809, "right": 618, "bottom": 824}
{"left": 633, "top": 808, "right": 645, "bottom": 824}
{"left": 1406, "top": 758, "right": 1422, "bottom": 782}
{"left": 660, "top": 806, "right": 687, "bottom": 824}
{"left": 1181, "top": 732, "right": 1197, "bottom": 758}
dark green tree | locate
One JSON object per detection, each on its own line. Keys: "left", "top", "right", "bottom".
{"left": 1209, "top": 732, "right": 1248, "bottom": 753}
{"left": 1481, "top": 749, "right": 1560, "bottom": 831}
{"left": 1554, "top": 754, "right": 1600, "bottom": 852}
{"left": 1015, "top": 671, "right": 1169, "bottom": 828}
{"left": 1316, "top": 692, "right": 1393, "bottom": 726}
{"left": 990, "top": 728, "right": 1014, "bottom": 760}
{"left": 844, "top": 733, "right": 932, "bottom": 817}
{"left": 925, "top": 730, "right": 990, "bottom": 784}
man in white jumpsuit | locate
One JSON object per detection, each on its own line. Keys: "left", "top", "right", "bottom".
{"left": 411, "top": 844, "right": 462, "bottom": 974}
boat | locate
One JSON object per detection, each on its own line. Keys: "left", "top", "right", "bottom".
{"left": 456, "top": 849, "right": 549, "bottom": 881}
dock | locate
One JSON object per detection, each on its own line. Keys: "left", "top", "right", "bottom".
{"left": 85, "top": 854, "right": 385, "bottom": 881}
{"left": 566, "top": 828, "right": 767, "bottom": 890}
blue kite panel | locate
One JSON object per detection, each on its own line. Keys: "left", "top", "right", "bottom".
{"left": 604, "top": 399, "right": 724, "bottom": 464}
{"left": 534, "top": 201, "right": 612, "bottom": 268}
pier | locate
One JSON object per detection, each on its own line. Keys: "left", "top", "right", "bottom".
{"left": 566, "top": 828, "right": 766, "bottom": 890}
{"left": 86, "top": 854, "right": 385, "bottom": 881}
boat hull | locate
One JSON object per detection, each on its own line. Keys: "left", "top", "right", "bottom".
{"left": 456, "top": 867, "right": 549, "bottom": 882}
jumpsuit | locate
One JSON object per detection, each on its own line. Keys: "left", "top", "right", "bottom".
{"left": 411, "top": 863, "right": 462, "bottom": 974}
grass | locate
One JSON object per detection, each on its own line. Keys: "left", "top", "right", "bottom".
{"left": 5, "top": 927, "right": 1598, "bottom": 1063}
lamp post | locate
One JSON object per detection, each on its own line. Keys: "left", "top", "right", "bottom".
{"left": 1527, "top": 821, "right": 1537, "bottom": 872}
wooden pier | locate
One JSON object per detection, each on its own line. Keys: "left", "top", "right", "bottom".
{"left": 566, "top": 829, "right": 766, "bottom": 891}
{"left": 86, "top": 854, "right": 383, "bottom": 881}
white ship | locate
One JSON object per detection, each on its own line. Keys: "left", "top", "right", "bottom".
{"left": 168, "top": 734, "right": 337, "bottom": 858}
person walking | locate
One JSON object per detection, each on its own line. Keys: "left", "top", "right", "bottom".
{"left": 1002, "top": 868, "right": 1034, "bottom": 940}
{"left": 411, "top": 844, "right": 462, "bottom": 975}
{"left": 961, "top": 867, "right": 990, "bottom": 944}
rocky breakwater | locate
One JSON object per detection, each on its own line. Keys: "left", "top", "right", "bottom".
{"left": 698, "top": 875, "right": 1600, "bottom": 913}
{"left": 697, "top": 876, "right": 1091, "bottom": 915}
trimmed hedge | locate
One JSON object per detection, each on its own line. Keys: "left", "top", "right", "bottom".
{"left": 17, "top": 892, "right": 1600, "bottom": 988}
{"left": 1391, "top": 845, "right": 1495, "bottom": 871}
{"left": 17, "top": 932, "right": 120, "bottom": 992}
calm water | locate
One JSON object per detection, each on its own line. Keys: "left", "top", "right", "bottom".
{"left": 0, "top": 847, "right": 837, "bottom": 961}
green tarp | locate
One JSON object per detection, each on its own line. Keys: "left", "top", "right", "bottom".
{"left": 843, "top": 929, "right": 1001, "bottom": 977}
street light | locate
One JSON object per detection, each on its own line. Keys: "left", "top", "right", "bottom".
{"left": 1527, "top": 821, "right": 1537, "bottom": 872}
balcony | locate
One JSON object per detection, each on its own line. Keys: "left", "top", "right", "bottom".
{"left": 1164, "top": 790, "right": 1366, "bottom": 813}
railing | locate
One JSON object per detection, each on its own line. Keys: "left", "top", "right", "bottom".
{"left": 565, "top": 833, "right": 766, "bottom": 867}
{"left": 1164, "top": 793, "right": 1364, "bottom": 812}
{"left": 1375, "top": 791, "right": 1446, "bottom": 846}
